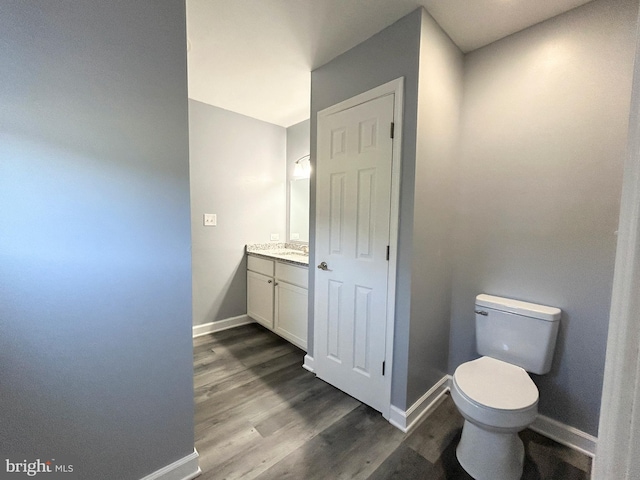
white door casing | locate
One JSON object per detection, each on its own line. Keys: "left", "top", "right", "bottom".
{"left": 314, "top": 79, "right": 403, "bottom": 417}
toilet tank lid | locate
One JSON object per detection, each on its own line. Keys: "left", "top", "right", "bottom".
{"left": 476, "top": 294, "right": 561, "bottom": 322}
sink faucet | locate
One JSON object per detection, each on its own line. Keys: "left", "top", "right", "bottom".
{"left": 301, "top": 245, "right": 309, "bottom": 254}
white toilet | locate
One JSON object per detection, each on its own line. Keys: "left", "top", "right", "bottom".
{"left": 451, "top": 294, "right": 561, "bottom": 480}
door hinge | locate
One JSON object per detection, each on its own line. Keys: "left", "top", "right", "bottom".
{"left": 386, "top": 245, "right": 390, "bottom": 261}
{"left": 382, "top": 361, "right": 386, "bottom": 376}
{"left": 390, "top": 122, "right": 395, "bottom": 139}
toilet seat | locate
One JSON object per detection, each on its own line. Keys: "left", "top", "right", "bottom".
{"left": 452, "top": 356, "right": 538, "bottom": 430}
{"left": 455, "top": 356, "right": 538, "bottom": 410}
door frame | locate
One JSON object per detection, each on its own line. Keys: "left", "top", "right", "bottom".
{"left": 314, "top": 77, "right": 404, "bottom": 420}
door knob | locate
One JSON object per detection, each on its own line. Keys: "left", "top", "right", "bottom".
{"left": 317, "top": 261, "right": 330, "bottom": 271}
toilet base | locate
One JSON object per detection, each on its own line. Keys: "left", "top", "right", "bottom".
{"left": 456, "top": 420, "right": 525, "bottom": 480}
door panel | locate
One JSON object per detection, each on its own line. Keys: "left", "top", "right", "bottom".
{"left": 314, "top": 93, "right": 395, "bottom": 412}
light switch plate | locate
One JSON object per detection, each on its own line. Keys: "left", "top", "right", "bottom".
{"left": 204, "top": 213, "right": 217, "bottom": 226}
{"left": 270, "top": 233, "right": 279, "bottom": 241}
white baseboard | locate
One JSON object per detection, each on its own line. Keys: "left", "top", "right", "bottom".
{"left": 530, "top": 414, "right": 597, "bottom": 458}
{"left": 303, "top": 354, "right": 315, "bottom": 373}
{"left": 388, "top": 375, "right": 450, "bottom": 433}
{"left": 139, "top": 449, "right": 201, "bottom": 480}
{"left": 192, "top": 315, "right": 254, "bottom": 338}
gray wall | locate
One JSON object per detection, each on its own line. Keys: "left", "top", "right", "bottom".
{"left": 407, "top": 10, "right": 463, "bottom": 406}
{"left": 0, "top": 1, "right": 195, "bottom": 479}
{"left": 189, "top": 100, "right": 286, "bottom": 327}
{"left": 310, "top": 8, "right": 462, "bottom": 410}
{"left": 450, "top": 0, "right": 638, "bottom": 436}
{"left": 310, "top": 9, "right": 422, "bottom": 410}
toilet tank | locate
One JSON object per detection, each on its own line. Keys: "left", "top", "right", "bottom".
{"left": 475, "top": 294, "right": 561, "bottom": 375}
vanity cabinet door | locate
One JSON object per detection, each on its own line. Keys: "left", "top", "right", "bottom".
{"left": 275, "top": 281, "right": 308, "bottom": 351}
{"left": 247, "top": 271, "right": 274, "bottom": 329}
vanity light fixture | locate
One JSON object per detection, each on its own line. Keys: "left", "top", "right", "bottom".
{"left": 293, "top": 154, "right": 311, "bottom": 178}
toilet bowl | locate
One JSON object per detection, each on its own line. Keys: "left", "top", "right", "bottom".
{"left": 452, "top": 294, "right": 561, "bottom": 480}
{"left": 451, "top": 356, "right": 538, "bottom": 480}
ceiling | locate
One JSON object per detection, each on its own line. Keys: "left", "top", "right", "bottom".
{"left": 186, "top": 0, "right": 594, "bottom": 127}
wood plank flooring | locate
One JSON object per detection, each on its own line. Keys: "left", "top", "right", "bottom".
{"left": 194, "top": 323, "right": 592, "bottom": 480}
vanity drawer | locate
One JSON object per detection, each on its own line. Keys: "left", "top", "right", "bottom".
{"left": 276, "top": 262, "right": 308, "bottom": 289}
{"left": 248, "top": 255, "right": 274, "bottom": 276}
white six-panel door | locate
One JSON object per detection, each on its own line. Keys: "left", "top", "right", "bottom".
{"left": 314, "top": 93, "right": 395, "bottom": 413}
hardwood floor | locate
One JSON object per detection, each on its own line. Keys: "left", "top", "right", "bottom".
{"left": 194, "top": 323, "right": 592, "bottom": 480}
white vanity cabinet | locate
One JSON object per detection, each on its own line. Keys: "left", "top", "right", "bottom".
{"left": 274, "top": 262, "right": 308, "bottom": 349}
{"left": 247, "top": 254, "right": 308, "bottom": 351}
{"left": 247, "top": 256, "right": 275, "bottom": 329}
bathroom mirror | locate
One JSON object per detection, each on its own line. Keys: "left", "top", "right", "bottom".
{"left": 289, "top": 178, "right": 309, "bottom": 242}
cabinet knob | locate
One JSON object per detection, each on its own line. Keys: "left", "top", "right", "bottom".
{"left": 268, "top": 280, "right": 272, "bottom": 284}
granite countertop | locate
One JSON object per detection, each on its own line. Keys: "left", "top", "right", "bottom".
{"left": 246, "top": 243, "right": 309, "bottom": 267}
